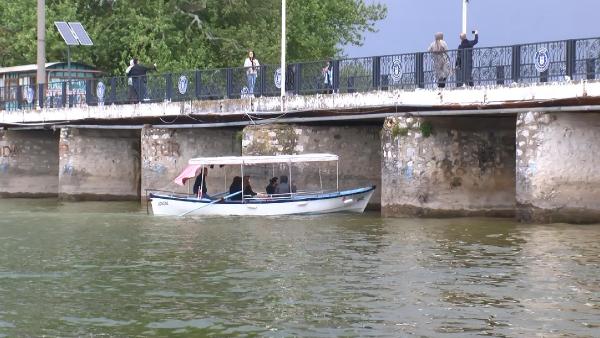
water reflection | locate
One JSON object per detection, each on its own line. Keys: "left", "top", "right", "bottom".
{"left": 0, "top": 200, "right": 598, "bottom": 337}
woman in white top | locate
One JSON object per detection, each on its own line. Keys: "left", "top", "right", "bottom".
{"left": 243, "top": 50, "right": 260, "bottom": 95}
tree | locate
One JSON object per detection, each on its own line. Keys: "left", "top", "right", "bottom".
{"left": 0, "top": 0, "right": 386, "bottom": 75}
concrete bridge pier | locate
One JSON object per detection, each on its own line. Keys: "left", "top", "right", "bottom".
{"left": 242, "top": 124, "right": 382, "bottom": 209}
{"left": 381, "top": 116, "right": 516, "bottom": 217}
{"left": 140, "top": 127, "right": 241, "bottom": 200}
{"left": 58, "top": 127, "right": 141, "bottom": 200}
{"left": 516, "top": 112, "right": 600, "bottom": 223}
{"left": 0, "top": 129, "right": 59, "bottom": 197}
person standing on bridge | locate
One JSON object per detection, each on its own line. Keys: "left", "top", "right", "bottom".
{"left": 244, "top": 50, "right": 260, "bottom": 96}
{"left": 456, "top": 30, "right": 479, "bottom": 87}
{"left": 428, "top": 32, "right": 451, "bottom": 88}
{"left": 127, "top": 58, "right": 157, "bottom": 102}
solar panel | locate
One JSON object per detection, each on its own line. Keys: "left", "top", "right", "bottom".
{"left": 55, "top": 21, "right": 79, "bottom": 46}
{"left": 68, "top": 22, "right": 94, "bottom": 46}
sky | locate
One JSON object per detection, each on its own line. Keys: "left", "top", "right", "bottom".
{"left": 345, "top": 0, "right": 600, "bottom": 57}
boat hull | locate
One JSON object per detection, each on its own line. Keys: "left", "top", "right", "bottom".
{"left": 149, "top": 186, "right": 375, "bottom": 216}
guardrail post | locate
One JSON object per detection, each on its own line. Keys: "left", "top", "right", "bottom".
{"left": 110, "top": 77, "right": 117, "bottom": 104}
{"left": 511, "top": 45, "right": 521, "bottom": 83}
{"left": 61, "top": 82, "right": 67, "bottom": 108}
{"left": 586, "top": 58, "right": 596, "bottom": 80}
{"left": 496, "top": 66, "right": 505, "bottom": 85}
{"left": 16, "top": 86, "right": 22, "bottom": 110}
{"left": 372, "top": 56, "right": 381, "bottom": 89}
{"left": 259, "top": 66, "right": 266, "bottom": 97}
{"left": 85, "top": 79, "right": 92, "bottom": 105}
{"left": 333, "top": 60, "right": 340, "bottom": 93}
{"left": 295, "top": 63, "right": 302, "bottom": 95}
{"left": 566, "top": 39, "right": 576, "bottom": 79}
{"left": 540, "top": 70, "right": 549, "bottom": 83}
{"left": 226, "top": 68, "right": 233, "bottom": 99}
{"left": 38, "top": 83, "right": 44, "bottom": 108}
{"left": 195, "top": 70, "right": 202, "bottom": 98}
{"left": 165, "top": 73, "right": 173, "bottom": 101}
{"left": 415, "top": 52, "right": 424, "bottom": 88}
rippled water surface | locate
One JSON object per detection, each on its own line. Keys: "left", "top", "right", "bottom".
{"left": 0, "top": 199, "right": 598, "bottom": 337}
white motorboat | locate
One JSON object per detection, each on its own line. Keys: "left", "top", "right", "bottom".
{"left": 148, "top": 153, "right": 375, "bottom": 216}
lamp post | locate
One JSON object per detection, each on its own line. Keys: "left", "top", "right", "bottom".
{"left": 37, "top": 0, "right": 46, "bottom": 107}
{"left": 462, "top": 0, "right": 468, "bottom": 33}
{"left": 280, "top": 0, "right": 286, "bottom": 98}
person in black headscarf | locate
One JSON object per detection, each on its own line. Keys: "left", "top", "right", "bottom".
{"left": 265, "top": 177, "right": 278, "bottom": 195}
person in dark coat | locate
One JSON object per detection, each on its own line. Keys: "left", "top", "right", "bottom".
{"left": 127, "top": 58, "right": 157, "bottom": 102}
{"left": 456, "top": 30, "right": 479, "bottom": 87}
{"left": 265, "top": 177, "right": 278, "bottom": 195}
{"left": 192, "top": 167, "right": 208, "bottom": 198}
{"left": 229, "top": 176, "right": 243, "bottom": 200}
{"left": 243, "top": 175, "right": 257, "bottom": 198}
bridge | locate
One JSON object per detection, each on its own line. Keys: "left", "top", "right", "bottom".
{"left": 1, "top": 36, "right": 600, "bottom": 223}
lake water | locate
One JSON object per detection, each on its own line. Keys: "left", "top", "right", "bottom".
{"left": 0, "top": 199, "right": 598, "bottom": 337}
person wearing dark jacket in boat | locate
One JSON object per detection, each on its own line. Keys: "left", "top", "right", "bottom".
{"left": 127, "top": 58, "right": 157, "bottom": 102}
{"left": 192, "top": 167, "right": 208, "bottom": 198}
{"left": 243, "top": 176, "right": 257, "bottom": 198}
{"left": 266, "top": 177, "right": 278, "bottom": 195}
{"left": 456, "top": 30, "right": 479, "bottom": 87}
{"left": 229, "top": 176, "right": 243, "bottom": 200}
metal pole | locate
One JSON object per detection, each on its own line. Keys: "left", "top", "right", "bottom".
{"left": 36, "top": 0, "right": 46, "bottom": 108}
{"left": 462, "top": 0, "right": 468, "bottom": 34}
{"left": 280, "top": 0, "right": 286, "bottom": 98}
{"left": 67, "top": 45, "right": 71, "bottom": 102}
{"left": 288, "top": 160, "right": 292, "bottom": 196}
{"left": 336, "top": 161, "right": 339, "bottom": 192}
{"left": 241, "top": 163, "right": 244, "bottom": 202}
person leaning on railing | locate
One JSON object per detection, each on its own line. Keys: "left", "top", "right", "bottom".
{"left": 456, "top": 30, "right": 479, "bottom": 87}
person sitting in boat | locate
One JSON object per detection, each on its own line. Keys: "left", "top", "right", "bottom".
{"left": 193, "top": 167, "right": 208, "bottom": 198}
{"left": 265, "top": 177, "right": 278, "bottom": 195}
{"left": 275, "top": 175, "right": 296, "bottom": 195}
{"left": 243, "top": 175, "right": 258, "bottom": 198}
{"left": 229, "top": 176, "right": 243, "bottom": 200}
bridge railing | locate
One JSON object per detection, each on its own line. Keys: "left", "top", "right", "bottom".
{"left": 2, "top": 36, "right": 600, "bottom": 112}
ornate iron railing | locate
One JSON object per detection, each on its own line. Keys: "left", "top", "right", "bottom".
{"left": 2, "top": 36, "right": 600, "bottom": 112}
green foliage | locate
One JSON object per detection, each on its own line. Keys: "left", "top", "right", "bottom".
{"left": 0, "top": 0, "right": 387, "bottom": 75}
{"left": 391, "top": 124, "right": 408, "bottom": 139}
{"left": 420, "top": 121, "right": 433, "bottom": 138}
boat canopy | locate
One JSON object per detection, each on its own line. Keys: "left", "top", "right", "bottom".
{"left": 173, "top": 153, "right": 339, "bottom": 186}
{"left": 188, "top": 153, "right": 339, "bottom": 165}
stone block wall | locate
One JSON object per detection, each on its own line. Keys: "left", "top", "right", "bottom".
{"left": 242, "top": 124, "right": 382, "bottom": 208}
{"left": 141, "top": 127, "right": 241, "bottom": 200}
{"left": 516, "top": 112, "right": 600, "bottom": 223}
{"left": 58, "top": 128, "right": 141, "bottom": 200}
{"left": 382, "top": 116, "right": 516, "bottom": 217}
{"left": 0, "top": 130, "right": 59, "bottom": 197}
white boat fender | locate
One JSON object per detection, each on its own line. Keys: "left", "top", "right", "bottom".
{"left": 343, "top": 198, "right": 354, "bottom": 204}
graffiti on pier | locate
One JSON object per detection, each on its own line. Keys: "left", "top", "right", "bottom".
{"left": 0, "top": 143, "right": 18, "bottom": 158}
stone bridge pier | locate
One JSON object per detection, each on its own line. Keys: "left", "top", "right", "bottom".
{"left": 58, "top": 128, "right": 141, "bottom": 200}
{"left": 0, "top": 129, "right": 59, "bottom": 197}
{"left": 516, "top": 112, "right": 600, "bottom": 223}
{"left": 381, "top": 116, "right": 517, "bottom": 217}
{"left": 242, "top": 123, "right": 382, "bottom": 209}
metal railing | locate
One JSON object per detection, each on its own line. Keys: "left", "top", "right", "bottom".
{"left": 2, "top": 36, "right": 600, "bottom": 112}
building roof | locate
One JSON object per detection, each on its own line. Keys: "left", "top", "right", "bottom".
{"left": 0, "top": 62, "right": 99, "bottom": 75}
